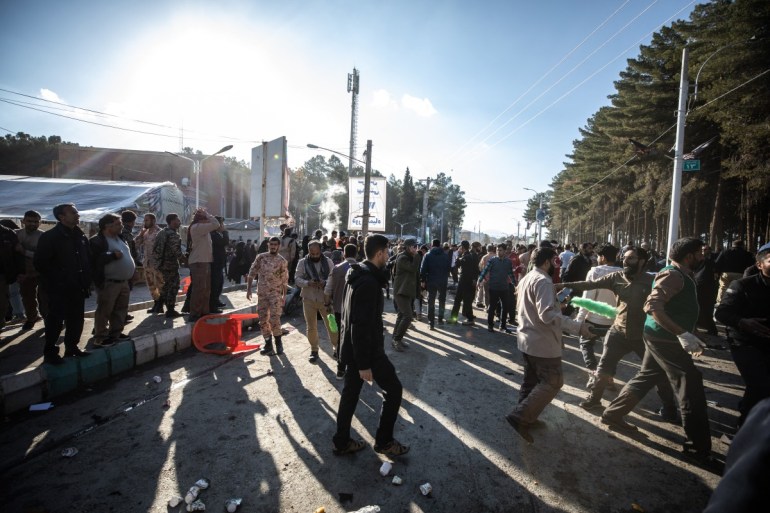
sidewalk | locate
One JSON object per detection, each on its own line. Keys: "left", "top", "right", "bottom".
{"left": 0, "top": 274, "right": 243, "bottom": 379}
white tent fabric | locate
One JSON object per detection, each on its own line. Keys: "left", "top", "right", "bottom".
{"left": 0, "top": 175, "right": 186, "bottom": 223}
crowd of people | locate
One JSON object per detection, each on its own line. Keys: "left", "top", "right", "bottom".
{"left": 2, "top": 208, "right": 769, "bottom": 496}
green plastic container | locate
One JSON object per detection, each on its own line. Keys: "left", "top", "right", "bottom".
{"left": 327, "top": 313, "right": 338, "bottom": 333}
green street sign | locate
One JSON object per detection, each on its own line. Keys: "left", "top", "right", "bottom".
{"left": 683, "top": 159, "right": 700, "bottom": 171}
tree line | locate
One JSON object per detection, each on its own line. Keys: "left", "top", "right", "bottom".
{"left": 530, "top": 0, "right": 769, "bottom": 251}
{"left": 290, "top": 155, "right": 466, "bottom": 241}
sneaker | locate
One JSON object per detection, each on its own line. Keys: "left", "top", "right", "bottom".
{"left": 601, "top": 414, "right": 638, "bottom": 432}
{"left": 64, "top": 348, "right": 91, "bottom": 357}
{"left": 400, "top": 339, "right": 410, "bottom": 348}
{"left": 391, "top": 339, "right": 405, "bottom": 352}
{"left": 438, "top": 317, "right": 445, "bottom": 324}
{"left": 332, "top": 349, "right": 339, "bottom": 359}
{"left": 476, "top": 302, "right": 484, "bottom": 308}
{"left": 165, "top": 309, "right": 183, "bottom": 318}
{"left": 93, "top": 338, "right": 116, "bottom": 347}
{"left": 374, "top": 439, "right": 410, "bottom": 456}
{"left": 505, "top": 414, "right": 534, "bottom": 444}
{"left": 333, "top": 438, "right": 366, "bottom": 456}
{"left": 21, "top": 319, "right": 36, "bottom": 330}
{"left": 503, "top": 327, "right": 515, "bottom": 334}
{"left": 336, "top": 367, "right": 346, "bottom": 380}
{"left": 461, "top": 320, "right": 475, "bottom": 326}
{"left": 125, "top": 314, "right": 134, "bottom": 323}
{"left": 308, "top": 351, "right": 319, "bottom": 363}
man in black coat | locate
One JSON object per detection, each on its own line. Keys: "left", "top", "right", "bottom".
{"left": 34, "top": 204, "right": 92, "bottom": 364}
{"left": 449, "top": 240, "right": 479, "bottom": 326}
{"left": 714, "top": 245, "right": 770, "bottom": 428}
{"left": 333, "top": 234, "right": 410, "bottom": 458}
{"left": 563, "top": 242, "right": 594, "bottom": 283}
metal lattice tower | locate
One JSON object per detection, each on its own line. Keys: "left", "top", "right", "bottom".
{"left": 347, "top": 68, "right": 359, "bottom": 176}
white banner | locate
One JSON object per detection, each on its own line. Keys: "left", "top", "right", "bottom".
{"left": 348, "top": 176, "right": 386, "bottom": 232}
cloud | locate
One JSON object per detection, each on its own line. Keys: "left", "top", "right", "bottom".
{"left": 401, "top": 94, "right": 437, "bottom": 117}
{"left": 40, "top": 88, "right": 64, "bottom": 103}
{"left": 372, "top": 89, "right": 398, "bottom": 109}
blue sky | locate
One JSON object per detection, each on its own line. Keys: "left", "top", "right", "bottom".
{"left": 0, "top": 0, "right": 697, "bottom": 234}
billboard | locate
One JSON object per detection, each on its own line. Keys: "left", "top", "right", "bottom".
{"left": 250, "top": 137, "right": 290, "bottom": 219}
{"left": 348, "top": 176, "right": 386, "bottom": 232}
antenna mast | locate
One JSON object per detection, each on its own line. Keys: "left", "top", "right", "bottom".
{"left": 347, "top": 68, "right": 359, "bottom": 176}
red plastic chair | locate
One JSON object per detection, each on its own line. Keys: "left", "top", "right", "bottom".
{"left": 191, "top": 313, "right": 261, "bottom": 355}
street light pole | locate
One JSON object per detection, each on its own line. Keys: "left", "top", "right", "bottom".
{"left": 666, "top": 48, "right": 689, "bottom": 263}
{"left": 165, "top": 145, "right": 233, "bottom": 209}
{"left": 524, "top": 187, "right": 543, "bottom": 245}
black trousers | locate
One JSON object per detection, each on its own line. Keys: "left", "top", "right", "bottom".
{"left": 426, "top": 282, "right": 447, "bottom": 322}
{"left": 488, "top": 288, "right": 511, "bottom": 329}
{"left": 333, "top": 355, "right": 403, "bottom": 449}
{"left": 696, "top": 284, "right": 718, "bottom": 335}
{"left": 730, "top": 342, "right": 770, "bottom": 427}
{"left": 210, "top": 263, "right": 225, "bottom": 308}
{"left": 44, "top": 289, "right": 86, "bottom": 355}
{"left": 606, "top": 337, "right": 711, "bottom": 453}
{"left": 450, "top": 278, "right": 476, "bottom": 321}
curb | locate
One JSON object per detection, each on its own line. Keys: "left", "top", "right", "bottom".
{"left": 0, "top": 301, "right": 258, "bottom": 415}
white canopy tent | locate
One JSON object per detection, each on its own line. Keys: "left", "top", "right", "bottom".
{"left": 0, "top": 175, "right": 186, "bottom": 223}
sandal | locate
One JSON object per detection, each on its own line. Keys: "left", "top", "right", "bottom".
{"left": 333, "top": 439, "right": 366, "bottom": 456}
{"left": 374, "top": 439, "right": 410, "bottom": 456}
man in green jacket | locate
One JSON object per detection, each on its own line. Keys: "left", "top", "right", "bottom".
{"left": 602, "top": 238, "right": 716, "bottom": 467}
{"left": 391, "top": 238, "right": 418, "bottom": 351}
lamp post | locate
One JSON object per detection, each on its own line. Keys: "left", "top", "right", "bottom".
{"left": 307, "top": 142, "right": 373, "bottom": 236}
{"left": 393, "top": 221, "right": 413, "bottom": 239}
{"left": 166, "top": 145, "right": 233, "bottom": 209}
{"left": 524, "top": 187, "right": 544, "bottom": 245}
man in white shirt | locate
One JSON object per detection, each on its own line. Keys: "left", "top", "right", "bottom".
{"left": 574, "top": 244, "right": 620, "bottom": 381}
{"left": 559, "top": 244, "right": 575, "bottom": 281}
{"left": 506, "top": 247, "right": 590, "bottom": 444}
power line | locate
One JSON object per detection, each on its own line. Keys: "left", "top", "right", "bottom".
{"left": 453, "top": 0, "right": 696, "bottom": 169}
{"left": 0, "top": 87, "right": 260, "bottom": 144}
{"left": 444, "top": 0, "right": 633, "bottom": 165}
{"left": 459, "top": 0, "right": 661, "bottom": 161}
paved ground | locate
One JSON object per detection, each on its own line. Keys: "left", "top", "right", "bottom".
{"left": 0, "top": 288, "right": 739, "bottom": 512}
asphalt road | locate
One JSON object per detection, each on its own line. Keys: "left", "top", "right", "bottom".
{"left": 0, "top": 291, "right": 737, "bottom": 513}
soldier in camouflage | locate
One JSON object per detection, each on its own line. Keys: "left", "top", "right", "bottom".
{"left": 152, "top": 213, "right": 185, "bottom": 318}
{"left": 247, "top": 236, "right": 288, "bottom": 356}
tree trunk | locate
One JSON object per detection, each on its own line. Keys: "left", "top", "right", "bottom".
{"left": 709, "top": 176, "right": 722, "bottom": 248}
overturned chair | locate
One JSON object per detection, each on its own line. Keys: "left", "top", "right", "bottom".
{"left": 191, "top": 313, "right": 261, "bottom": 355}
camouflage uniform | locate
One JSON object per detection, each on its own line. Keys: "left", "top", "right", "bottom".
{"left": 135, "top": 224, "right": 163, "bottom": 300}
{"left": 248, "top": 252, "right": 288, "bottom": 338}
{"left": 153, "top": 227, "right": 184, "bottom": 310}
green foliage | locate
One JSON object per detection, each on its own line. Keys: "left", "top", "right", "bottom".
{"left": 0, "top": 132, "right": 77, "bottom": 175}
{"left": 548, "top": 0, "right": 770, "bottom": 250}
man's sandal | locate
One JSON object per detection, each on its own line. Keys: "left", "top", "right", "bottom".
{"left": 374, "top": 439, "right": 410, "bottom": 456}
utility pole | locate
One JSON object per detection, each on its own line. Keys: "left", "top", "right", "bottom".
{"left": 666, "top": 48, "right": 689, "bottom": 263}
{"left": 361, "top": 140, "right": 372, "bottom": 236}
{"left": 347, "top": 68, "right": 360, "bottom": 177}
